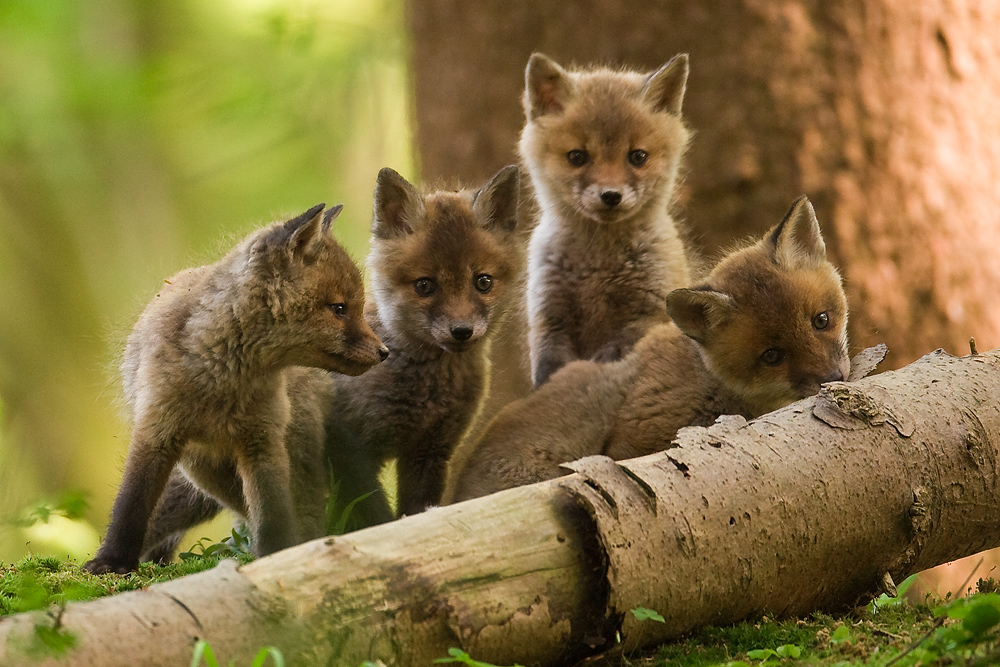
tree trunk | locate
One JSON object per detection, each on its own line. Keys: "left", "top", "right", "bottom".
{"left": 406, "top": 0, "right": 1000, "bottom": 368}
{"left": 3, "top": 347, "right": 1000, "bottom": 667}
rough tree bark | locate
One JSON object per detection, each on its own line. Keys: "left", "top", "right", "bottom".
{"left": 407, "top": 0, "right": 1000, "bottom": 366}
{"left": 2, "top": 347, "right": 1000, "bottom": 666}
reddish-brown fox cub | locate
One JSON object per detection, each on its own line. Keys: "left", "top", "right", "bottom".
{"left": 451, "top": 196, "right": 850, "bottom": 501}
{"left": 520, "top": 53, "right": 694, "bottom": 386}
{"left": 324, "top": 166, "right": 522, "bottom": 529}
{"left": 83, "top": 204, "right": 387, "bottom": 573}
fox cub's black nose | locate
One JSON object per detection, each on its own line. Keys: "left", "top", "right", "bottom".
{"left": 378, "top": 345, "right": 390, "bottom": 362}
{"left": 600, "top": 190, "right": 622, "bottom": 207}
{"left": 451, "top": 325, "right": 474, "bottom": 342}
{"left": 822, "top": 368, "right": 844, "bottom": 383}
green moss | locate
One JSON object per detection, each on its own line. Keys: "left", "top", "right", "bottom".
{"left": 0, "top": 553, "right": 251, "bottom": 617}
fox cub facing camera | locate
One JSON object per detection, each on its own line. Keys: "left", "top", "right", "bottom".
{"left": 325, "top": 165, "right": 522, "bottom": 528}
{"left": 451, "top": 196, "right": 850, "bottom": 501}
{"left": 84, "top": 204, "right": 387, "bottom": 573}
{"left": 520, "top": 52, "right": 694, "bottom": 386}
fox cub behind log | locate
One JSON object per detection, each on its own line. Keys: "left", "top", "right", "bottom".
{"left": 84, "top": 204, "right": 387, "bottom": 573}
{"left": 325, "top": 166, "right": 522, "bottom": 528}
{"left": 520, "top": 52, "right": 693, "bottom": 386}
{"left": 451, "top": 196, "right": 850, "bottom": 501}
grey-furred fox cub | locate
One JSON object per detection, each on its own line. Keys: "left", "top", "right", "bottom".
{"left": 450, "top": 196, "right": 850, "bottom": 501}
{"left": 521, "top": 52, "right": 694, "bottom": 386}
{"left": 83, "top": 204, "right": 388, "bottom": 573}
{"left": 324, "top": 165, "right": 522, "bottom": 528}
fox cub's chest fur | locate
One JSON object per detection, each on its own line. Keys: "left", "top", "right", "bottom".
{"left": 519, "top": 53, "right": 693, "bottom": 386}
{"left": 337, "top": 317, "right": 487, "bottom": 460}
{"left": 451, "top": 197, "right": 850, "bottom": 502}
{"left": 325, "top": 166, "right": 522, "bottom": 529}
{"left": 84, "top": 204, "right": 387, "bottom": 574}
{"left": 528, "top": 217, "right": 687, "bottom": 361}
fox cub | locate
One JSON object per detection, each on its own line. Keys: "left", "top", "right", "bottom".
{"left": 324, "top": 165, "right": 521, "bottom": 528}
{"left": 83, "top": 204, "right": 387, "bottom": 573}
{"left": 451, "top": 196, "right": 850, "bottom": 501}
{"left": 521, "top": 53, "right": 693, "bottom": 386}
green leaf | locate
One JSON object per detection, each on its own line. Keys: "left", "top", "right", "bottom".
{"left": 53, "top": 491, "right": 89, "bottom": 520}
{"left": 775, "top": 644, "right": 801, "bottom": 658}
{"left": 332, "top": 490, "right": 376, "bottom": 536}
{"left": 33, "top": 623, "right": 76, "bottom": 655}
{"left": 631, "top": 607, "right": 666, "bottom": 623}
{"left": 963, "top": 601, "right": 1000, "bottom": 636}
{"left": 250, "top": 646, "right": 285, "bottom": 667}
{"left": 830, "top": 625, "right": 851, "bottom": 643}
{"left": 895, "top": 573, "right": 918, "bottom": 597}
{"left": 747, "top": 648, "right": 776, "bottom": 661}
{"left": 432, "top": 648, "right": 520, "bottom": 667}
{"left": 190, "top": 640, "right": 220, "bottom": 667}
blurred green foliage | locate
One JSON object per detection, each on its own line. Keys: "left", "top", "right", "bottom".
{"left": 0, "top": 0, "right": 413, "bottom": 561}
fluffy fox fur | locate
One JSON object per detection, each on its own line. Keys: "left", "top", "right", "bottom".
{"left": 324, "top": 166, "right": 522, "bottom": 528}
{"left": 83, "top": 204, "right": 387, "bottom": 573}
{"left": 450, "top": 197, "right": 850, "bottom": 501}
{"left": 521, "top": 53, "right": 694, "bottom": 386}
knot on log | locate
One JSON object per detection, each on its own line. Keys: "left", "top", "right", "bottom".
{"left": 812, "top": 383, "right": 915, "bottom": 437}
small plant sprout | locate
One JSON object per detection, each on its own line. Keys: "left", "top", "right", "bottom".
{"left": 434, "top": 647, "right": 523, "bottom": 667}
{"left": 631, "top": 607, "right": 666, "bottom": 623}
{"left": 189, "top": 640, "right": 284, "bottom": 667}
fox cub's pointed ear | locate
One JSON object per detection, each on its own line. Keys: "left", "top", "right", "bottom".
{"left": 768, "top": 196, "right": 827, "bottom": 269}
{"left": 643, "top": 53, "right": 689, "bottom": 115}
{"left": 666, "top": 287, "right": 735, "bottom": 344}
{"left": 525, "top": 53, "right": 574, "bottom": 120}
{"left": 321, "top": 204, "right": 344, "bottom": 234}
{"left": 473, "top": 165, "right": 520, "bottom": 234}
{"left": 258, "top": 203, "right": 326, "bottom": 258}
{"left": 372, "top": 168, "right": 423, "bottom": 239}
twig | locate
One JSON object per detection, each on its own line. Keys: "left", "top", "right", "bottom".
{"left": 970, "top": 337, "right": 979, "bottom": 355}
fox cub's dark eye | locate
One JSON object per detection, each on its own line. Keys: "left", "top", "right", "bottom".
{"left": 566, "top": 149, "right": 589, "bottom": 167}
{"left": 328, "top": 303, "right": 347, "bottom": 316}
{"left": 812, "top": 311, "right": 830, "bottom": 330}
{"left": 627, "top": 149, "right": 648, "bottom": 166}
{"left": 414, "top": 278, "right": 437, "bottom": 297}
{"left": 474, "top": 274, "right": 493, "bottom": 293}
{"left": 761, "top": 348, "right": 785, "bottom": 366}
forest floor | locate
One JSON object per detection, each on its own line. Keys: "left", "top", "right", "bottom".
{"left": 2, "top": 551, "right": 999, "bottom": 667}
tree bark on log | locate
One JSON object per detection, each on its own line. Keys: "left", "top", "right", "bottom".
{"left": 3, "top": 348, "right": 1000, "bottom": 667}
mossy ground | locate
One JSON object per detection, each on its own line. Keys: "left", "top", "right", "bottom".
{"left": 605, "top": 606, "right": 937, "bottom": 667}
{"left": 0, "top": 553, "right": 252, "bottom": 617}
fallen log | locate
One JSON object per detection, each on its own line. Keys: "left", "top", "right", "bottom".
{"left": 2, "top": 347, "right": 999, "bottom": 667}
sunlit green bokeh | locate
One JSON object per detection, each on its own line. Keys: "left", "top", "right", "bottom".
{"left": 0, "top": 0, "right": 414, "bottom": 561}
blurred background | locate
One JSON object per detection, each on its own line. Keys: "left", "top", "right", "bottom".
{"left": 2, "top": 0, "right": 999, "bottom": 598}
{"left": 0, "top": 0, "right": 413, "bottom": 561}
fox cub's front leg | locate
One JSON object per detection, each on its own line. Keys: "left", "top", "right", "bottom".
{"left": 83, "top": 430, "right": 183, "bottom": 574}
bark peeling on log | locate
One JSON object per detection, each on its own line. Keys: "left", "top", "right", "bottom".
{"left": 813, "top": 382, "right": 915, "bottom": 436}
